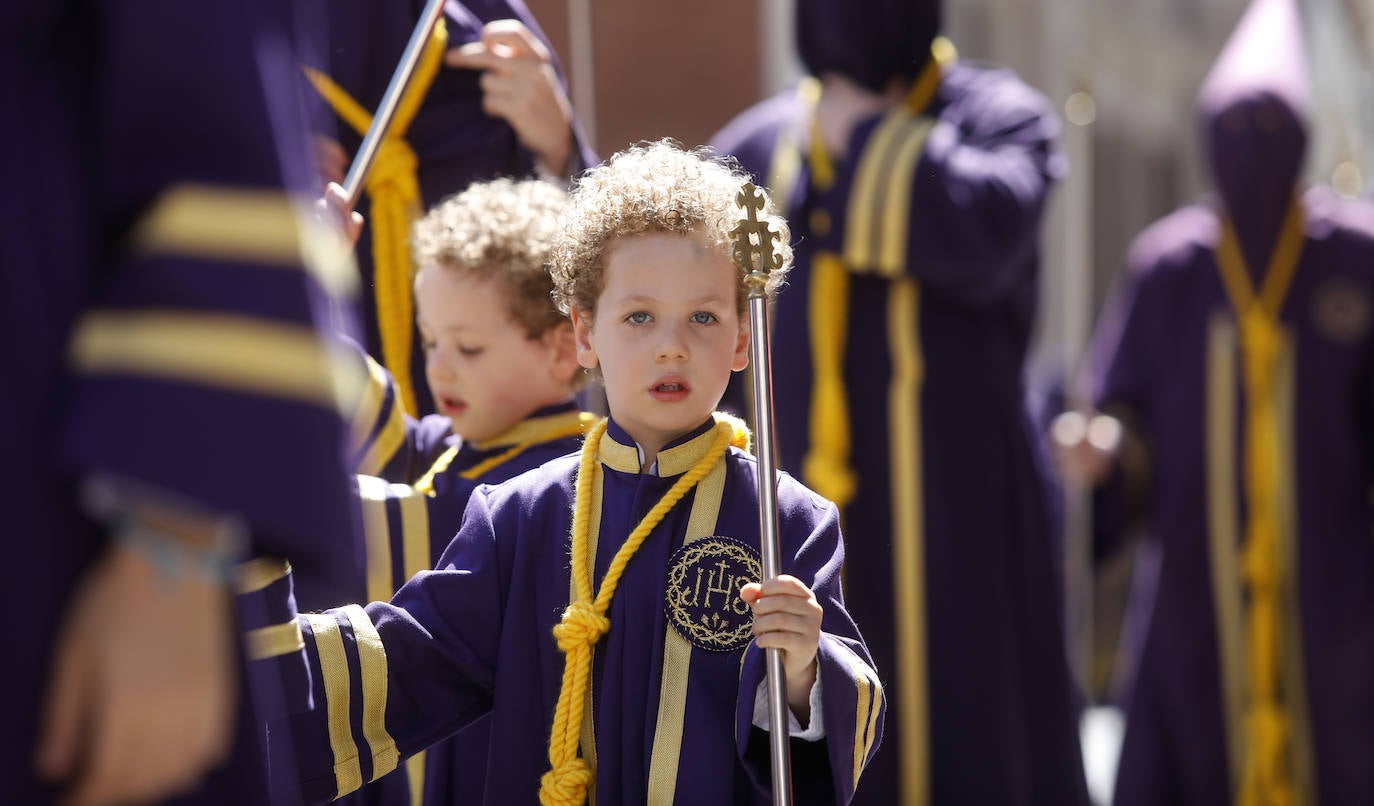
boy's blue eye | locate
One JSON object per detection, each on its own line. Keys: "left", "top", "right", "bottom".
{"left": 690, "top": 311, "right": 718, "bottom": 325}
{"left": 419, "top": 338, "right": 436, "bottom": 353}
{"left": 625, "top": 311, "right": 651, "bottom": 325}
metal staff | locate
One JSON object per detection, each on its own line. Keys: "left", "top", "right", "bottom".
{"left": 1059, "top": 82, "right": 1097, "bottom": 701}
{"left": 339, "top": 0, "right": 447, "bottom": 210}
{"left": 731, "top": 181, "right": 793, "bottom": 805}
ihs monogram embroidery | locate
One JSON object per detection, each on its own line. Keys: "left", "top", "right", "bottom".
{"left": 664, "top": 536, "right": 762, "bottom": 652}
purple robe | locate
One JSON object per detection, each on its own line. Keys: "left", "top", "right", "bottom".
{"left": 304, "top": 0, "right": 597, "bottom": 415}
{"left": 3, "top": 2, "right": 361, "bottom": 802}
{"left": 1093, "top": 189, "right": 1374, "bottom": 805}
{"left": 301, "top": 392, "right": 589, "bottom": 805}
{"left": 1090, "top": 3, "right": 1374, "bottom": 801}
{"left": 711, "top": 45, "right": 1085, "bottom": 806}
{"left": 271, "top": 416, "right": 885, "bottom": 804}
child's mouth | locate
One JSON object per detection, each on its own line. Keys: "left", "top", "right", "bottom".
{"left": 439, "top": 396, "right": 468, "bottom": 416}
{"left": 650, "top": 380, "right": 689, "bottom": 401}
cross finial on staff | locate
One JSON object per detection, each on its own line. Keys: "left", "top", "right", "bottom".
{"left": 731, "top": 182, "right": 783, "bottom": 294}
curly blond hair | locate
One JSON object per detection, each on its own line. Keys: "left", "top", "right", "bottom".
{"left": 550, "top": 140, "right": 791, "bottom": 320}
{"left": 412, "top": 177, "right": 568, "bottom": 339}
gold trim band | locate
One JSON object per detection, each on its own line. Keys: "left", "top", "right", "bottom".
{"left": 245, "top": 620, "right": 305, "bottom": 661}
{"left": 305, "top": 613, "right": 363, "bottom": 797}
{"left": 234, "top": 557, "right": 290, "bottom": 595}
{"left": 71, "top": 312, "right": 342, "bottom": 408}
{"left": 341, "top": 604, "right": 398, "bottom": 781}
{"left": 132, "top": 184, "right": 356, "bottom": 297}
{"left": 647, "top": 453, "right": 728, "bottom": 802}
{"left": 888, "top": 278, "right": 929, "bottom": 806}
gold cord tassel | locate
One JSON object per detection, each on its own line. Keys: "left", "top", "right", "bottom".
{"left": 1215, "top": 198, "right": 1305, "bottom": 806}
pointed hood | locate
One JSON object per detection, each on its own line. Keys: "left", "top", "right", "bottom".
{"left": 1197, "top": 0, "right": 1309, "bottom": 269}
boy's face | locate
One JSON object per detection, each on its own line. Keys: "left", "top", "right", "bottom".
{"left": 416, "top": 266, "right": 577, "bottom": 443}
{"left": 571, "top": 232, "right": 749, "bottom": 458}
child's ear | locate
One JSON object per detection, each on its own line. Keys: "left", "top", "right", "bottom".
{"left": 731, "top": 320, "right": 750, "bottom": 372}
{"left": 544, "top": 321, "right": 581, "bottom": 384}
{"left": 569, "top": 307, "right": 599, "bottom": 370}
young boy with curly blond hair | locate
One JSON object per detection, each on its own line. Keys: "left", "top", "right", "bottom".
{"left": 348, "top": 176, "right": 590, "bottom": 488}
{"left": 269, "top": 142, "right": 885, "bottom": 805}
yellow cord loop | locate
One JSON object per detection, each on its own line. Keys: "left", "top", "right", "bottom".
{"left": 800, "top": 39, "right": 950, "bottom": 511}
{"left": 540, "top": 760, "right": 596, "bottom": 806}
{"left": 552, "top": 601, "right": 610, "bottom": 652}
{"left": 540, "top": 416, "right": 740, "bottom": 806}
{"left": 1214, "top": 196, "right": 1305, "bottom": 806}
{"left": 302, "top": 20, "right": 449, "bottom": 415}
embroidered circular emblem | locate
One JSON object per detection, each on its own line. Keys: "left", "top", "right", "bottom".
{"left": 1311, "top": 278, "right": 1371, "bottom": 344}
{"left": 665, "top": 536, "right": 762, "bottom": 652}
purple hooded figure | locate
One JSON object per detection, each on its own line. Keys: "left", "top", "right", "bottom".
{"left": 711, "top": 1, "right": 1086, "bottom": 803}
{"left": 1086, "top": 0, "right": 1374, "bottom": 802}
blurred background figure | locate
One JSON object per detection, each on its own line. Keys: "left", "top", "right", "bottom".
{"left": 1058, "top": 0, "right": 1374, "bottom": 802}
{"left": 710, "top": 1, "right": 1088, "bottom": 803}
{"left": 3, "top": 1, "right": 361, "bottom": 804}
{"left": 300, "top": 0, "right": 596, "bottom": 417}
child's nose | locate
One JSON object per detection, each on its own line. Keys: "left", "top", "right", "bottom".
{"left": 427, "top": 349, "right": 457, "bottom": 380}
{"left": 655, "top": 323, "right": 689, "bottom": 362}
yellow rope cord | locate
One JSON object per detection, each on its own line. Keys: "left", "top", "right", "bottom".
{"left": 303, "top": 20, "right": 449, "bottom": 416}
{"left": 413, "top": 415, "right": 594, "bottom": 497}
{"left": 803, "top": 76, "right": 835, "bottom": 193}
{"left": 800, "top": 38, "right": 952, "bottom": 509}
{"left": 1214, "top": 196, "right": 1306, "bottom": 806}
{"left": 804, "top": 251, "right": 857, "bottom": 508}
{"left": 540, "top": 417, "right": 743, "bottom": 806}
{"left": 905, "top": 37, "right": 955, "bottom": 114}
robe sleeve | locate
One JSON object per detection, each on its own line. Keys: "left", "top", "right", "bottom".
{"left": 736, "top": 479, "right": 885, "bottom": 804}
{"left": 267, "top": 485, "right": 509, "bottom": 804}
{"left": 479, "top": 0, "right": 598, "bottom": 177}
{"left": 58, "top": 0, "right": 362, "bottom": 587}
{"left": 841, "top": 67, "right": 1062, "bottom": 306}
{"left": 1087, "top": 240, "right": 1163, "bottom": 561}
{"left": 343, "top": 341, "right": 456, "bottom": 481}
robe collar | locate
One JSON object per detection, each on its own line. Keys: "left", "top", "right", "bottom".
{"left": 600, "top": 416, "right": 720, "bottom": 477}
{"left": 463, "top": 400, "right": 582, "bottom": 453}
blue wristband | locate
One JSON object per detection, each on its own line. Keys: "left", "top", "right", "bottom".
{"left": 83, "top": 477, "right": 247, "bottom": 584}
